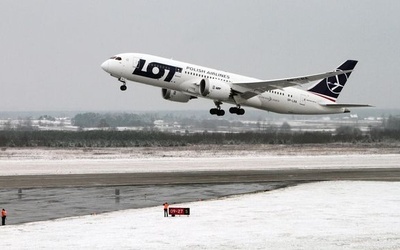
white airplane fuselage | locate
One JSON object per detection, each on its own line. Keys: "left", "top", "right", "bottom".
{"left": 101, "top": 53, "right": 362, "bottom": 115}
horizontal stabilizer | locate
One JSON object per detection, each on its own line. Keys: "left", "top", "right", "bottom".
{"left": 319, "top": 103, "right": 372, "bottom": 108}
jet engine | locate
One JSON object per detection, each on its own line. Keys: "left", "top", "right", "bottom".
{"left": 162, "top": 88, "right": 193, "bottom": 103}
{"left": 199, "top": 79, "right": 231, "bottom": 101}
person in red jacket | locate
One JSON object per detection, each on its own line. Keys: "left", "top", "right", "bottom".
{"left": 1, "top": 208, "right": 6, "bottom": 226}
{"left": 163, "top": 202, "right": 169, "bottom": 217}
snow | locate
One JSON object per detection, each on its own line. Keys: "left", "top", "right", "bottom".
{"left": 0, "top": 147, "right": 399, "bottom": 175}
{"left": 1, "top": 181, "right": 400, "bottom": 249}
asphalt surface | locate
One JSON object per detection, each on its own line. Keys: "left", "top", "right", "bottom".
{"left": 1, "top": 168, "right": 399, "bottom": 225}
{"left": 1, "top": 168, "right": 400, "bottom": 188}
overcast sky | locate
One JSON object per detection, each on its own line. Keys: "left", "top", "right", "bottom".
{"left": 1, "top": 1, "right": 399, "bottom": 113}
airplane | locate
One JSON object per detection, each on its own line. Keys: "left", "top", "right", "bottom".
{"left": 101, "top": 53, "right": 370, "bottom": 116}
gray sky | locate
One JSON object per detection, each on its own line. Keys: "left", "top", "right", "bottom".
{"left": 1, "top": 1, "right": 399, "bottom": 112}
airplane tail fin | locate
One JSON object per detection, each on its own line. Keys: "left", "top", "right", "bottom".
{"left": 307, "top": 60, "right": 358, "bottom": 102}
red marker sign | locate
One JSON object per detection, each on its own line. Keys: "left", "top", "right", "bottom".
{"left": 169, "top": 207, "right": 190, "bottom": 216}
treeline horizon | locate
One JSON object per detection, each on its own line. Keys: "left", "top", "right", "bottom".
{"left": 0, "top": 127, "right": 399, "bottom": 148}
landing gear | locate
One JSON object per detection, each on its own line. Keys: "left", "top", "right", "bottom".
{"left": 210, "top": 101, "right": 225, "bottom": 116}
{"left": 118, "top": 77, "right": 127, "bottom": 91}
{"left": 229, "top": 106, "right": 245, "bottom": 115}
{"left": 210, "top": 108, "right": 225, "bottom": 116}
{"left": 209, "top": 102, "right": 246, "bottom": 116}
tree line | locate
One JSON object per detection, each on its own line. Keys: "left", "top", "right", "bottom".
{"left": 0, "top": 127, "right": 398, "bottom": 148}
{"left": 72, "top": 113, "right": 155, "bottom": 128}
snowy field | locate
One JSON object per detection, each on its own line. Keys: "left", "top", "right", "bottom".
{"left": 0, "top": 145, "right": 400, "bottom": 175}
{"left": 1, "top": 181, "right": 400, "bottom": 249}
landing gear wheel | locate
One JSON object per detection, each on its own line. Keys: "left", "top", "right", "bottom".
{"left": 210, "top": 108, "right": 225, "bottom": 116}
{"left": 229, "top": 106, "right": 245, "bottom": 115}
{"left": 217, "top": 109, "right": 225, "bottom": 116}
{"left": 120, "top": 85, "right": 127, "bottom": 91}
{"left": 210, "top": 108, "right": 218, "bottom": 115}
{"left": 229, "top": 107, "right": 238, "bottom": 114}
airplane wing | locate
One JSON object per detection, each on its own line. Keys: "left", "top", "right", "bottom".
{"left": 232, "top": 70, "right": 353, "bottom": 99}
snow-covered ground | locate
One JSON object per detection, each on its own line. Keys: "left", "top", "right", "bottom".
{"left": 0, "top": 146, "right": 400, "bottom": 175}
{"left": 1, "top": 181, "right": 400, "bottom": 249}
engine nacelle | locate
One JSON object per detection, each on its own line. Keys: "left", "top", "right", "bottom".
{"left": 199, "top": 79, "right": 231, "bottom": 101}
{"left": 162, "top": 88, "right": 192, "bottom": 103}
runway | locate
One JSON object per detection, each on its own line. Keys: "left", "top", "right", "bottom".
{"left": 1, "top": 168, "right": 400, "bottom": 188}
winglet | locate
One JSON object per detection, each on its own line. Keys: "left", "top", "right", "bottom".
{"left": 308, "top": 60, "right": 358, "bottom": 102}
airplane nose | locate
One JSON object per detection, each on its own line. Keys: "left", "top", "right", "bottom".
{"left": 101, "top": 60, "right": 109, "bottom": 72}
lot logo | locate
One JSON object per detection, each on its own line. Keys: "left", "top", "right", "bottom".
{"left": 133, "top": 59, "right": 182, "bottom": 82}
{"left": 326, "top": 70, "right": 347, "bottom": 95}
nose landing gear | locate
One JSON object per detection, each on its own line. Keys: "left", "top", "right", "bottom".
{"left": 118, "top": 77, "right": 127, "bottom": 91}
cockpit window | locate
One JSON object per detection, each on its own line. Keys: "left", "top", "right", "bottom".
{"left": 109, "top": 56, "right": 122, "bottom": 60}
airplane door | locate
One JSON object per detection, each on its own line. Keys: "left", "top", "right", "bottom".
{"left": 300, "top": 94, "right": 306, "bottom": 106}
{"left": 174, "top": 67, "right": 182, "bottom": 78}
